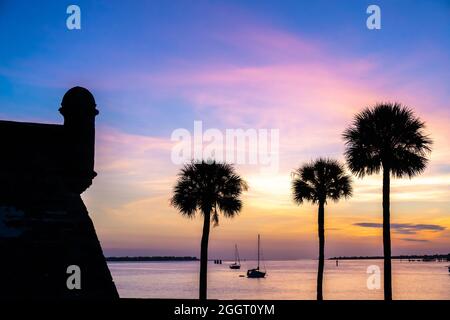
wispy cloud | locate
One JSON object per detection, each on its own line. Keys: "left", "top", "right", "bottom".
{"left": 354, "top": 222, "right": 446, "bottom": 235}
{"left": 401, "top": 238, "right": 430, "bottom": 243}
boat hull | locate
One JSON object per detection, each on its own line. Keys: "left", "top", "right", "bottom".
{"left": 229, "top": 264, "right": 241, "bottom": 269}
{"left": 247, "top": 268, "right": 266, "bottom": 278}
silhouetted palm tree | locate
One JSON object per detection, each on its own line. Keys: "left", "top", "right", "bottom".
{"left": 171, "top": 160, "right": 248, "bottom": 300}
{"left": 343, "top": 103, "right": 432, "bottom": 300}
{"left": 292, "top": 158, "right": 352, "bottom": 300}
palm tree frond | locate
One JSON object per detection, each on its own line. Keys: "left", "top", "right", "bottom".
{"left": 171, "top": 160, "right": 247, "bottom": 220}
{"left": 292, "top": 158, "right": 352, "bottom": 205}
{"left": 343, "top": 102, "right": 432, "bottom": 178}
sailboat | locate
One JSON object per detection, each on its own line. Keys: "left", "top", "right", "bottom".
{"left": 247, "top": 234, "right": 266, "bottom": 278}
{"left": 229, "top": 244, "right": 241, "bottom": 269}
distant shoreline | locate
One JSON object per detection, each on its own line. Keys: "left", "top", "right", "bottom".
{"left": 105, "top": 254, "right": 450, "bottom": 262}
{"left": 106, "top": 256, "right": 199, "bottom": 262}
{"left": 329, "top": 254, "right": 450, "bottom": 261}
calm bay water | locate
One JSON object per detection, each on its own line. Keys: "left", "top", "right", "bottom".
{"left": 108, "top": 259, "right": 450, "bottom": 300}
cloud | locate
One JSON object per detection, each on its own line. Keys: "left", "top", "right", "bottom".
{"left": 401, "top": 238, "right": 430, "bottom": 243}
{"left": 354, "top": 222, "right": 446, "bottom": 235}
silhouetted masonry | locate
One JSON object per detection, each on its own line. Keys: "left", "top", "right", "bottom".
{"left": 0, "top": 87, "right": 118, "bottom": 299}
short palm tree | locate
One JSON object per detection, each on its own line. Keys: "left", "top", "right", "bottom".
{"left": 292, "top": 158, "right": 352, "bottom": 300}
{"left": 343, "top": 103, "right": 432, "bottom": 300}
{"left": 171, "top": 160, "right": 248, "bottom": 300}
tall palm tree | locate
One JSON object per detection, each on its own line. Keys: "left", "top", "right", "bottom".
{"left": 171, "top": 160, "right": 248, "bottom": 300}
{"left": 343, "top": 103, "right": 432, "bottom": 300}
{"left": 292, "top": 158, "right": 352, "bottom": 300}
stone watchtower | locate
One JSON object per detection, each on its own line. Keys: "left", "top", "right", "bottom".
{"left": 60, "top": 87, "right": 99, "bottom": 194}
{"left": 0, "top": 87, "right": 118, "bottom": 299}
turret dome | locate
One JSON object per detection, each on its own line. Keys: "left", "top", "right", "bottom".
{"left": 60, "top": 86, "right": 98, "bottom": 116}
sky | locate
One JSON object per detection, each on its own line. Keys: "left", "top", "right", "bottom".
{"left": 1, "top": 0, "right": 449, "bottom": 259}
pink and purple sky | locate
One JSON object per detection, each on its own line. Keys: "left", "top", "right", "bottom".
{"left": 1, "top": 1, "right": 449, "bottom": 259}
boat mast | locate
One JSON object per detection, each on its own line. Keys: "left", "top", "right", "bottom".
{"left": 257, "top": 234, "right": 260, "bottom": 270}
{"left": 236, "top": 244, "right": 240, "bottom": 264}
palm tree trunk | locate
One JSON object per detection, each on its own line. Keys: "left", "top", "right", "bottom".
{"left": 382, "top": 167, "right": 392, "bottom": 300}
{"left": 317, "top": 200, "right": 325, "bottom": 301}
{"left": 199, "top": 209, "right": 211, "bottom": 300}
